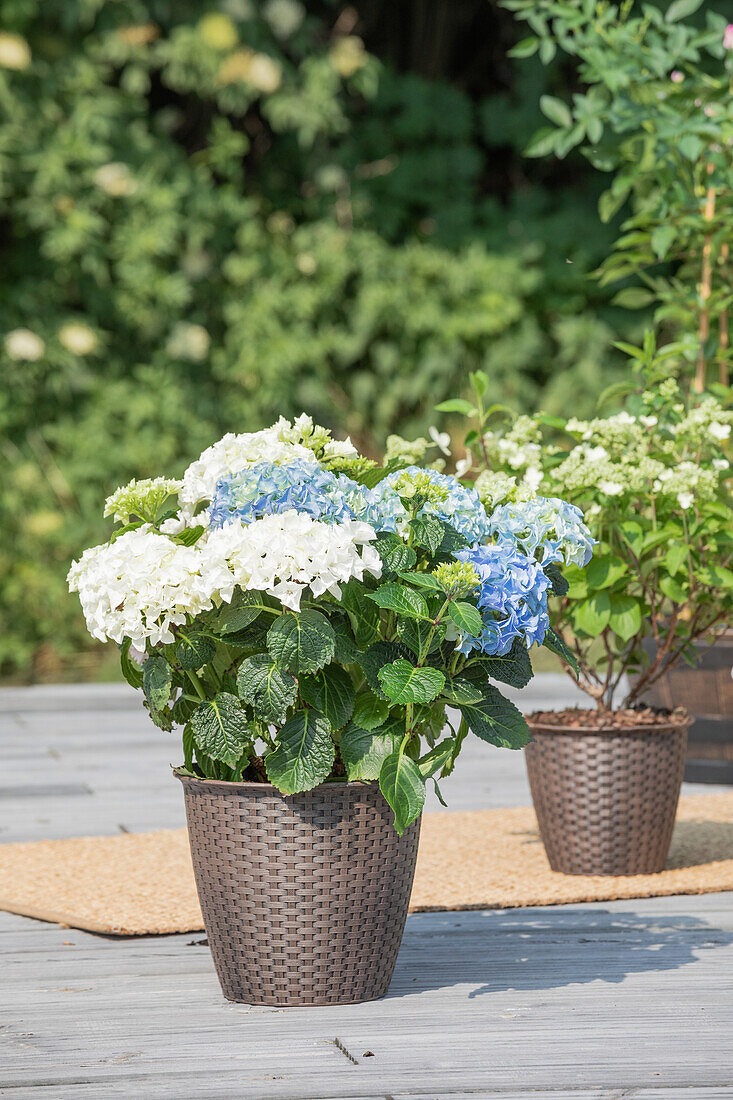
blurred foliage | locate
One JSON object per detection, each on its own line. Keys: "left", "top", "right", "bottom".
{"left": 1, "top": 0, "right": 632, "bottom": 680}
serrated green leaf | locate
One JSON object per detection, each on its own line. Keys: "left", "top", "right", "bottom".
{"left": 409, "top": 515, "right": 444, "bottom": 555}
{"left": 417, "top": 738, "right": 455, "bottom": 779}
{"left": 660, "top": 574, "right": 688, "bottom": 603}
{"left": 544, "top": 562, "right": 569, "bottom": 598}
{"left": 459, "top": 686, "right": 531, "bottom": 749}
{"left": 340, "top": 582, "right": 381, "bottom": 647}
{"left": 182, "top": 722, "right": 195, "bottom": 770}
{"left": 236, "top": 653, "right": 297, "bottom": 723}
{"left": 379, "top": 748, "right": 425, "bottom": 834}
{"left": 191, "top": 693, "right": 249, "bottom": 768}
{"left": 176, "top": 632, "right": 216, "bottom": 671}
{"left": 120, "top": 638, "right": 143, "bottom": 690}
{"left": 359, "top": 641, "right": 411, "bottom": 699}
{"left": 367, "top": 583, "right": 430, "bottom": 620}
{"left": 300, "top": 665, "right": 355, "bottom": 730}
{"left": 265, "top": 710, "right": 334, "bottom": 794}
{"left": 211, "top": 590, "right": 270, "bottom": 634}
{"left": 399, "top": 617, "right": 446, "bottom": 659}
{"left": 142, "top": 653, "right": 172, "bottom": 712}
{"left": 447, "top": 600, "right": 483, "bottom": 637}
{"left": 466, "top": 639, "right": 534, "bottom": 689}
{"left": 352, "top": 692, "right": 390, "bottom": 730}
{"left": 374, "top": 534, "right": 417, "bottom": 574}
{"left": 173, "top": 525, "right": 205, "bottom": 547}
{"left": 331, "top": 616, "right": 360, "bottom": 664}
{"left": 378, "top": 659, "right": 445, "bottom": 704}
{"left": 441, "top": 676, "right": 484, "bottom": 705}
{"left": 397, "top": 570, "right": 443, "bottom": 590}
{"left": 542, "top": 628, "right": 579, "bottom": 674}
{"left": 340, "top": 722, "right": 400, "bottom": 781}
{"left": 267, "top": 610, "right": 335, "bottom": 674}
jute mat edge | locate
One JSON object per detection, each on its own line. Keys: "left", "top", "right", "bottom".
{"left": 1, "top": 793, "right": 733, "bottom": 935}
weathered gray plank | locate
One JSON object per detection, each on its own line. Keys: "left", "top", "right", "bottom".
{"left": 1, "top": 682, "right": 733, "bottom": 1098}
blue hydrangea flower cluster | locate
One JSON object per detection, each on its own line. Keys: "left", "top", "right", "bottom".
{"left": 371, "top": 467, "right": 493, "bottom": 544}
{"left": 488, "top": 497, "right": 595, "bottom": 568}
{"left": 208, "top": 460, "right": 406, "bottom": 532}
{"left": 453, "top": 543, "right": 551, "bottom": 657}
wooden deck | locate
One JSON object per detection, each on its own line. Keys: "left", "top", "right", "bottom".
{"left": 2, "top": 680, "right": 732, "bottom": 1099}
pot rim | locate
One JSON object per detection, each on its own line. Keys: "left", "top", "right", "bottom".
{"left": 526, "top": 711, "right": 693, "bottom": 736}
{"left": 174, "top": 771, "right": 376, "bottom": 794}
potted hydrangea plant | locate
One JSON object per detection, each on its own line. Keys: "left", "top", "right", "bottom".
{"left": 68, "top": 414, "right": 590, "bottom": 1006}
{"left": 435, "top": 346, "right": 733, "bottom": 876}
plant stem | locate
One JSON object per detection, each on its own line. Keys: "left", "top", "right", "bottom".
{"left": 695, "top": 164, "right": 716, "bottom": 394}
{"left": 186, "top": 670, "right": 207, "bottom": 701}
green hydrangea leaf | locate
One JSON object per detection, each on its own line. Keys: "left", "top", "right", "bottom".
{"left": 359, "top": 640, "right": 412, "bottom": 699}
{"left": 542, "top": 628, "right": 579, "bottom": 675}
{"left": 191, "top": 692, "right": 249, "bottom": 768}
{"left": 417, "top": 737, "right": 455, "bottom": 779}
{"left": 340, "top": 582, "right": 381, "bottom": 647}
{"left": 446, "top": 601, "right": 483, "bottom": 637}
{"left": 120, "top": 639, "right": 143, "bottom": 690}
{"left": 400, "top": 617, "right": 445, "bottom": 659}
{"left": 176, "top": 632, "right": 216, "bottom": 671}
{"left": 544, "top": 562, "right": 569, "bottom": 598}
{"left": 379, "top": 748, "right": 426, "bottom": 835}
{"left": 352, "top": 692, "right": 390, "bottom": 730}
{"left": 265, "top": 710, "right": 334, "bottom": 794}
{"left": 340, "top": 722, "right": 400, "bottom": 780}
{"left": 409, "top": 515, "right": 444, "bottom": 555}
{"left": 465, "top": 639, "right": 533, "bottom": 689}
{"left": 374, "top": 534, "right": 417, "bottom": 574}
{"left": 142, "top": 653, "right": 173, "bottom": 712}
{"left": 367, "top": 583, "right": 430, "bottom": 620}
{"left": 459, "top": 686, "right": 531, "bottom": 749}
{"left": 378, "top": 659, "right": 445, "bottom": 704}
{"left": 236, "top": 653, "right": 297, "bottom": 724}
{"left": 267, "top": 610, "right": 335, "bottom": 674}
{"left": 300, "top": 665, "right": 355, "bottom": 730}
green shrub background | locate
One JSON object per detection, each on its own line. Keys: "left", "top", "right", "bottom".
{"left": 1, "top": 0, "right": 632, "bottom": 681}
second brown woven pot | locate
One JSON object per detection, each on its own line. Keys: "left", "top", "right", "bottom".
{"left": 525, "top": 713, "right": 690, "bottom": 876}
{"left": 177, "top": 775, "right": 420, "bottom": 1006}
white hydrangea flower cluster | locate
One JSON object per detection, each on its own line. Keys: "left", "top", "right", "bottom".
{"left": 67, "top": 528, "right": 218, "bottom": 650}
{"left": 203, "top": 511, "right": 381, "bottom": 612}
{"left": 67, "top": 513, "right": 382, "bottom": 646}
{"left": 653, "top": 462, "right": 719, "bottom": 511}
{"left": 179, "top": 416, "right": 358, "bottom": 514}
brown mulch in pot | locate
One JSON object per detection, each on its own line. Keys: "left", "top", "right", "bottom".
{"left": 527, "top": 705, "right": 689, "bottom": 730}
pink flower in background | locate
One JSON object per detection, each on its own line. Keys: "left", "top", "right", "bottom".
{"left": 671, "top": 70, "right": 684, "bottom": 83}
{"left": 724, "top": 24, "right": 733, "bottom": 49}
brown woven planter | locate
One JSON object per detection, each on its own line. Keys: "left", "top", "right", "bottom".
{"left": 176, "top": 775, "right": 420, "bottom": 1006}
{"left": 525, "top": 714, "right": 691, "bottom": 876}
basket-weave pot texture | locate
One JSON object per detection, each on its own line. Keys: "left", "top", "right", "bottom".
{"left": 525, "top": 715, "right": 690, "bottom": 876}
{"left": 177, "top": 775, "right": 420, "bottom": 1006}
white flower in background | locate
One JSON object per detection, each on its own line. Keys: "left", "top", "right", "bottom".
{"left": 598, "top": 480, "right": 624, "bottom": 496}
{"left": 5, "top": 328, "right": 45, "bottom": 361}
{"left": 584, "top": 445, "right": 608, "bottom": 462}
{"left": 428, "top": 427, "right": 451, "bottom": 456}
{"left": 202, "top": 511, "right": 381, "bottom": 611}
{"left": 166, "top": 322, "right": 211, "bottom": 362}
{"left": 0, "top": 33, "right": 31, "bottom": 70}
{"left": 639, "top": 415, "right": 658, "bottom": 428}
{"left": 264, "top": 0, "right": 305, "bottom": 37}
{"left": 677, "top": 491, "right": 694, "bottom": 510}
{"left": 322, "top": 437, "right": 359, "bottom": 460}
{"left": 709, "top": 422, "right": 731, "bottom": 442}
{"left": 93, "top": 162, "right": 137, "bottom": 197}
{"left": 158, "top": 512, "right": 189, "bottom": 535}
{"left": 59, "top": 322, "right": 98, "bottom": 356}
{"left": 523, "top": 467, "right": 543, "bottom": 493}
{"left": 713, "top": 458, "right": 730, "bottom": 472}
{"left": 455, "top": 457, "right": 472, "bottom": 479}
{"left": 384, "top": 434, "right": 429, "bottom": 465}
{"left": 180, "top": 430, "right": 317, "bottom": 513}
{"left": 67, "top": 528, "right": 219, "bottom": 649}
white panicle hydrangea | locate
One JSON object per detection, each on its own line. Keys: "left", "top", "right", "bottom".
{"left": 201, "top": 512, "right": 382, "bottom": 611}
{"left": 67, "top": 528, "right": 222, "bottom": 650}
{"left": 180, "top": 430, "right": 316, "bottom": 513}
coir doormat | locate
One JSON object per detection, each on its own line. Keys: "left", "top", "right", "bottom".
{"left": 2, "top": 792, "right": 733, "bottom": 935}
